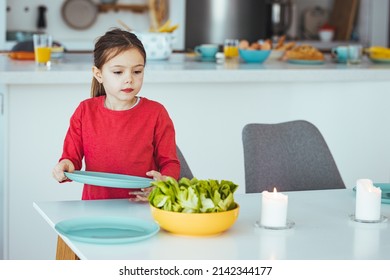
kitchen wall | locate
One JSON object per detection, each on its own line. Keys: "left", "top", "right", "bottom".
{"left": 2, "top": 0, "right": 185, "bottom": 50}
{"left": 0, "top": 86, "right": 5, "bottom": 260}
{"left": 369, "top": 0, "right": 390, "bottom": 47}
{"left": 0, "top": 0, "right": 5, "bottom": 50}
{"left": 1, "top": 0, "right": 389, "bottom": 51}
{"left": 293, "top": 0, "right": 333, "bottom": 39}
{"left": 294, "top": 0, "right": 388, "bottom": 46}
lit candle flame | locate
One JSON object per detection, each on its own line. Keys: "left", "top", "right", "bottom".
{"left": 273, "top": 187, "right": 277, "bottom": 193}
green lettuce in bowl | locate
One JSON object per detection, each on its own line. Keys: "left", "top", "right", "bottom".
{"left": 148, "top": 177, "right": 239, "bottom": 213}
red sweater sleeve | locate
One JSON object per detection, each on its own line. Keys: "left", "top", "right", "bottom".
{"left": 153, "top": 105, "right": 180, "bottom": 179}
{"left": 59, "top": 103, "right": 84, "bottom": 170}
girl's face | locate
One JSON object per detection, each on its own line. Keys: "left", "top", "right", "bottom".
{"left": 93, "top": 48, "right": 145, "bottom": 110}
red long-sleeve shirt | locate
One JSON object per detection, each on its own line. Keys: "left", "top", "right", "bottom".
{"left": 60, "top": 96, "right": 180, "bottom": 200}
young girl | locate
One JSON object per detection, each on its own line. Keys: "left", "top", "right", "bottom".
{"left": 52, "top": 28, "right": 180, "bottom": 201}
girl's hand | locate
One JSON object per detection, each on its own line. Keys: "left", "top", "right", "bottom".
{"left": 128, "top": 170, "right": 165, "bottom": 202}
{"left": 52, "top": 159, "right": 75, "bottom": 182}
{"left": 129, "top": 187, "right": 153, "bottom": 203}
{"left": 146, "top": 170, "right": 167, "bottom": 181}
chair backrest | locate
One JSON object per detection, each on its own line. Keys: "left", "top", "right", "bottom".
{"left": 176, "top": 146, "right": 194, "bottom": 179}
{"left": 242, "top": 120, "right": 345, "bottom": 193}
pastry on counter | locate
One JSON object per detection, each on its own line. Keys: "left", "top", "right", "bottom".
{"left": 274, "top": 35, "right": 296, "bottom": 51}
{"left": 282, "top": 44, "right": 324, "bottom": 61}
{"left": 238, "top": 39, "right": 272, "bottom": 50}
{"left": 269, "top": 35, "right": 296, "bottom": 60}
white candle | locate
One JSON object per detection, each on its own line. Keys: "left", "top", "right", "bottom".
{"left": 355, "top": 179, "right": 381, "bottom": 221}
{"left": 261, "top": 188, "right": 288, "bottom": 227}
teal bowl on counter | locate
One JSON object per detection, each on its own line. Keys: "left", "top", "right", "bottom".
{"left": 239, "top": 49, "right": 271, "bottom": 63}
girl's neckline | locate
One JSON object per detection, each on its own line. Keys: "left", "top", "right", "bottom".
{"left": 103, "top": 96, "right": 141, "bottom": 111}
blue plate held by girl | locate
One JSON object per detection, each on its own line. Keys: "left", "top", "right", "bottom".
{"left": 64, "top": 171, "right": 153, "bottom": 188}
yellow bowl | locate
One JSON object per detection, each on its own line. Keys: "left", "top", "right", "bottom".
{"left": 150, "top": 204, "right": 239, "bottom": 236}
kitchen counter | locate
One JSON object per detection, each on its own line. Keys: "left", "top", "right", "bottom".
{"left": 2, "top": 52, "right": 390, "bottom": 259}
{"left": 1, "top": 53, "right": 390, "bottom": 84}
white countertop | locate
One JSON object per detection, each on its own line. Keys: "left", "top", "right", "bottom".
{"left": 33, "top": 189, "right": 390, "bottom": 260}
{"left": 1, "top": 53, "right": 390, "bottom": 85}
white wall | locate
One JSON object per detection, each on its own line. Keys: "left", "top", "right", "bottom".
{"left": 0, "top": 85, "right": 6, "bottom": 260}
{"left": 370, "top": 0, "right": 390, "bottom": 46}
{"left": 355, "top": 0, "right": 390, "bottom": 47}
{"left": 295, "top": 0, "right": 333, "bottom": 19}
{"left": 0, "top": 0, "right": 6, "bottom": 51}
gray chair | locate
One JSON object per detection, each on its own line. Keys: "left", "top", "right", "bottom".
{"left": 176, "top": 146, "right": 194, "bottom": 179}
{"left": 242, "top": 120, "right": 345, "bottom": 193}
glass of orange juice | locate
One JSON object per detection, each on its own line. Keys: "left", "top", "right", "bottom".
{"left": 33, "top": 34, "right": 52, "bottom": 67}
{"left": 224, "top": 39, "right": 239, "bottom": 59}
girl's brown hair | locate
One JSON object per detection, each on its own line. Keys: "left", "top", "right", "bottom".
{"left": 91, "top": 28, "right": 146, "bottom": 97}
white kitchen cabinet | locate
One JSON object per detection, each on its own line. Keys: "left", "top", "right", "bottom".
{"left": 5, "top": 84, "right": 86, "bottom": 259}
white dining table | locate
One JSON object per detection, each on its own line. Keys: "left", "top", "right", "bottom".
{"left": 33, "top": 189, "right": 390, "bottom": 260}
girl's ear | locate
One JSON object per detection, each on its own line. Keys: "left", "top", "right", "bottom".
{"left": 92, "top": 66, "right": 103, "bottom": 83}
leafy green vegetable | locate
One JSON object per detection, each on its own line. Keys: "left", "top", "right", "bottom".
{"left": 149, "top": 177, "right": 238, "bottom": 213}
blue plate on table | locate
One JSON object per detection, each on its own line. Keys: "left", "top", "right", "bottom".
{"left": 353, "top": 183, "right": 390, "bottom": 204}
{"left": 55, "top": 216, "right": 160, "bottom": 244}
{"left": 288, "top": 59, "right": 325, "bottom": 65}
{"left": 64, "top": 171, "right": 153, "bottom": 188}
